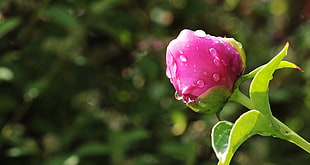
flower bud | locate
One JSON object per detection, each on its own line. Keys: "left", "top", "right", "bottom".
{"left": 166, "top": 29, "right": 245, "bottom": 114}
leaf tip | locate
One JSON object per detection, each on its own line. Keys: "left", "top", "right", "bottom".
{"left": 285, "top": 42, "right": 290, "bottom": 46}
{"left": 284, "top": 42, "right": 290, "bottom": 51}
{"left": 296, "top": 66, "right": 304, "bottom": 72}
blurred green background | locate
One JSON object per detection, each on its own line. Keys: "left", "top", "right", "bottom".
{"left": 0, "top": 0, "right": 309, "bottom": 164}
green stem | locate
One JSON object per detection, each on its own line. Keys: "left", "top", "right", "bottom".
{"left": 273, "top": 117, "right": 310, "bottom": 153}
{"left": 230, "top": 88, "right": 253, "bottom": 110}
{"left": 230, "top": 88, "right": 310, "bottom": 152}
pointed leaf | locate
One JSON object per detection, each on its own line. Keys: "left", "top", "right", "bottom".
{"left": 231, "top": 60, "right": 303, "bottom": 110}
{"left": 249, "top": 43, "right": 289, "bottom": 113}
{"left": 212, "top": 110, "right": 276, "bottom": 165}
{"left": 241, "top": 60, "right": 303, "bottom": 81}
{"left": 277, "top": 61, "right": 304, "bottom": 72}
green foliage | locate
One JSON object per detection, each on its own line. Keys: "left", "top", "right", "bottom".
{"left": 0, "top": 0, "right": 309, "bottom": 165}
{"left": 212, "top": 110, "right": 274, "bottom": 165}
{"left": 249, "top": 43, "right": 289, "bottom": 116}
{"left": 213, "top": 44, "right": 309, "bottom": 164}
{"left": 0, "top": 17, "right": 20, "bottom": 38}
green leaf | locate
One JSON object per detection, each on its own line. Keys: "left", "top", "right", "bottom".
{"left": 0, "top": 17, "right": 21, "bottom": 38}
{"left": 160, "top": 141, "right": 197, "bottom": 165}
{"left": 249, "top": 43, "right": 289, "bottom": 115}
{"left": 46, "top": 6, "right": 78, "bottom": 27}
{"left": 277, "top": 61, "right": 304, "bottom": 72}
{"left": 231, "top": 60, "right": 303, "bottom": 110}
{"left": 212, "top": 110, "right": 275, "bottom": 165}
{"left": 211, "top": 121, "right": 233, "bottom": 159}
{"left": 241, "top": 60, "right": 303, "bottom": 81}
{"left": 75, "top": 142, "right": 108, "bottom": 156}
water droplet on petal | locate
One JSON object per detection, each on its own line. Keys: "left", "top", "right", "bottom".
{"left": 212, "top": 73, "right": 221, "bottom": 82}
{"left": 203, "top": 72, "right": 208, "bottom": 76}
{"left": 194, "top": 30, "right": 207, "bottom": 37}
{"left": 179, "top": 50, "right": 184, "bottom": 54}
{"left": 209, "top": 48, "right": 218, "bottom": 57}
{"left": 213, "top": 58, "right": 220, "bottom": 66}
{"left": 221, "top": 59, "right": 227, "bottom": 67}
{"left": 180, "top": 55, "right": 187, "bottom": 62}
{"left": 196, "top": 80, "right": 205, "bottom": 88}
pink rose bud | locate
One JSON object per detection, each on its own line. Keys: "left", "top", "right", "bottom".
{"left": 166, "top": 29, "right": 245, "bottom": 114}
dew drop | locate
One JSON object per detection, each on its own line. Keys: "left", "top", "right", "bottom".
{"left": 180, "top": 55, "right": 187, "bottom": 62}
{"left": 213, "top": 58, "right": 220, "bottom": 66}
{"left": 203, "top": 72, "right": 208, "bottom": 76}
{"left": 212, "top": 73, "right": 221, "bottom": 82}
{"left": 194, "top": 30, "right": 207, "bottom": 37}
{"left": 209, "top": 48, "right": 218, "bottom": 57}
{"left": 196, "top": 80, "right": 205, "bottom": 88}
{"left": 179, "top": 50, "right": 184, "bottom": 54}
{"left": 221, "top": 59, "right": 227, "bottom": 67}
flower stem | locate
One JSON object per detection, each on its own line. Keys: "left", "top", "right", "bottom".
{"left": 273, "top": 117, "right": 310, "bottom": 153}
{"left": 230, "top": 88, "right": 253, "bottom": 109}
